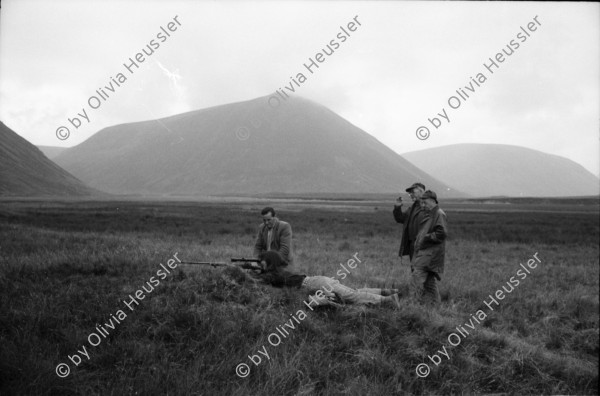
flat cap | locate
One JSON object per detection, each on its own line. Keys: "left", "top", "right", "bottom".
{"left": 405, "top": 182, "right": 426, "bottom": 192}
{"left": 421, "top": 190, "right": 438, "bottom": 203}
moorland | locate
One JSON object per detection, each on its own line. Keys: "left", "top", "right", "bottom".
{"left": 0, "top": 197, "right": 598, "bottom": 395}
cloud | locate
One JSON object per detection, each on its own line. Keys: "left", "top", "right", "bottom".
{"left": 0, "top": 0, "right": 598, "bottom": 174}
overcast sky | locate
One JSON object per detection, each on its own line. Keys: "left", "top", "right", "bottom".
{"left": 1, "top": 0, "right": 598, "bottom": 176}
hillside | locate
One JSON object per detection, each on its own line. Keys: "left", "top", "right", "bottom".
{"left": 403, "top": 144, "right": 599, "bottom": 197}
{"left": 53, "top": 96, "right": 463, "bottom": 197}
{"left": 0, "top": 122, "right": 95, "bottom": 196}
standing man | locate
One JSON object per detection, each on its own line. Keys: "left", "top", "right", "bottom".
{"left": 393, "top": 182, "right": 428, "bottom": 263}
{"left": 253, "top": 207, "right": 293, "bottom": 266}
{"left": 412, "top": 190, "right": 448, "bottom": 304}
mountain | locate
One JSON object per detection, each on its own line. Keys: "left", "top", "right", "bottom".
{"left": 0, "top": 122, "right": 95, "bottom": 196}
{"left": 53, "top": 96, "right": 464, "bottom": 197}
{"left": 37, "top": 145, "right": 68, "bottom": 160}
{"left": 402, "top": 144, "right": 599, "bottom": 197}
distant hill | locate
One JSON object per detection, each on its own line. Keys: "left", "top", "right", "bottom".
{"left": 54, "top": 96, "right": 464, "bottom": 197}
{"left": 402, "top": 144, "right": 599, "bottom": 197}
{"left": 37, "top": 145, "right": 68, "bottom": 160}
{"left": 0, "top": 122, "right": 95, "bottom": 196}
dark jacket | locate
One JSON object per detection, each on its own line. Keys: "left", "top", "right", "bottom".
{"left": 259, "top": 270, "right": 306, "bottom": 288}
{"left": 253, "top": 218, "right": 293, "bottom": 265}
{"left": 413, "top": 205, "right": 448, "bottom": 274}
{"left": 393, "top": 202, "right": 428, "bottom": 258}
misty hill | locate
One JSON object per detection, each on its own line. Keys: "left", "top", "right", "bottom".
{"left": 37, "top": 145, "right": 68, "bottom": 160}
{"left": 402, "top": 144, "right": 599, "bottom": 198}
{"left": 54, "top": 96, "right": 463, "bottom": 197}
{"left": 0, "top": 122, "right": 95, "bottom": 196}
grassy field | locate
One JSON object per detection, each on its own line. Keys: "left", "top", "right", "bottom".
{"left": 0, "top": 198, "right": 598, "bottom": 395}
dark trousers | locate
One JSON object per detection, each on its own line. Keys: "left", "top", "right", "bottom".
{"left": 410, "top": 267, "right": 441, "bottom": 304}
{"left": 409, "top": 247, "right": 441, "bottom": 304}
{"left": 407, "top": 241, "right": 415, "bottom": 262}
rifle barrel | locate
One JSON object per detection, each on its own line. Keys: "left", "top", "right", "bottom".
{"left": 179, "top": 261, "right": 230, "bottom": 267}
{"left": 230, "top": 257, "right": 261, "bottom": 263}
{"left": 180, "top": 259, "right": 262, "bottom": 270}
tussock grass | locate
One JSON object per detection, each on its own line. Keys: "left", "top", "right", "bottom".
{"left": 0, "top": 199, "right": 598, "bottom": 395}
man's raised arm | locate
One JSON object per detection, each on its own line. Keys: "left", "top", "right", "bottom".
{"left": 393, "top": 203, "right": 408, "bottom": 223}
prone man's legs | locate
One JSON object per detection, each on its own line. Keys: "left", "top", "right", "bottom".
{"left": 332, "top": 283, "right": 386, "bottom": 305}
{"left": 357, "top": 288, "right": 400, "bottom": 297}
{"left": 305, "top": 277, "right": 401, "bottom": 307}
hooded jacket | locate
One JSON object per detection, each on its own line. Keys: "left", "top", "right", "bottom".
{"left": 413, "top": 205, "right": 448, "bottom": 274}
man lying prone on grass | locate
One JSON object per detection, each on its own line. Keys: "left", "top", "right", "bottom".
{"left": 245, "top": 251, "right": 402, "bottom": 308}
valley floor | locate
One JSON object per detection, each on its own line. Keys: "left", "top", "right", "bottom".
{"left": 0, "top": 198, "right": 598, "bottom": 395}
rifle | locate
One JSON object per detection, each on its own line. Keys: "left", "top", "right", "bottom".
{"left": 180, "top": 257, "right": 262, "bottom": 270}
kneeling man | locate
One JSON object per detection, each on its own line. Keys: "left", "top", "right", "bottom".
{"left": 253, "top": 207, "right": 293, "bottom": 265}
